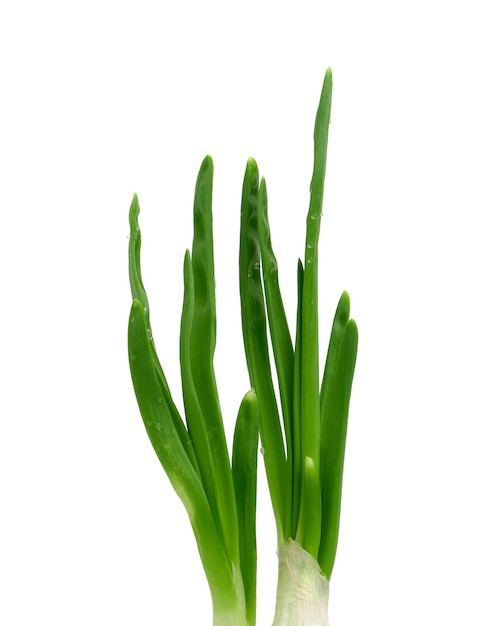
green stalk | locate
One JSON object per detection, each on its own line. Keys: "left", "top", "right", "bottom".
{"left": 298, "top": 67, "right": 333, "bottom": 559}
{"left": 257, "top": 178, "right": 294, "bottom": 539}
{"left": 190, "top": 156, "right": 240, "bottom": 569}
{"left": 239, "top": 158, "right": 287, "bottom": 544}
{"left": 291, "top": 259, "right": 304, "bottom": 539}
{"left": 318, "top": 310, "right": 358, "bottom": 578}
{"left": 232, "top": 391, "right": 260, "bottom": 626}
{"left": 180, "top": 249, "right": 219, "bottom": 526}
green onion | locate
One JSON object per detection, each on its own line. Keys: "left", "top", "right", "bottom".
{"left": 128, "top": 159, "right": 258, "bottom": 625}
{"left": 239, "top": 68, "right": 358, "bottom": 624}
{"left": 127, "top": 68, "right": 357, "bottom": 625}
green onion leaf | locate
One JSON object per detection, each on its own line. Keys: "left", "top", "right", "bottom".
{"left": 239, "top": 157, "right": 287, "bottom": 544}
{"left": 320, "top": 291, "right": 351, "bottom": 419}
{"left": 257, "top": 177, "right": 294, "bottom": 538}
{"left": 291, "top": 259, "right": 304, "bottom": 539}
{"left": 299, "top": 67, "right": 333, "bottom": 556}
{"left": 232, "top": 390, "right": 260, "bottom": 626}
{"left": 190, "top": 156, "right": 240, "bottom": 568}
{"left": 180, "top": 249, "right": 219, "bottom": 526}
{"left": 318, "top": 318, "right": 358, "bottom": 579}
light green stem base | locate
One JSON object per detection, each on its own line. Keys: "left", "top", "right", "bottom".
{"left": 213, "top": 608, "right": 248, "bottom": 626}
{"left": 211, "top": 565, "right": 249, "bottom": 626}
{"left": 272, "top": 539, "right": 330, "bottom": 626}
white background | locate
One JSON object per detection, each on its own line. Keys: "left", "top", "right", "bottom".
{"left": 1, "top": 1, "right": 500, "bottom": 624}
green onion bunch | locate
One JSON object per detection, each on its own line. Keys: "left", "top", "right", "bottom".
{"left": 127, "top": 68, "right": 357, "bottom": 625}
